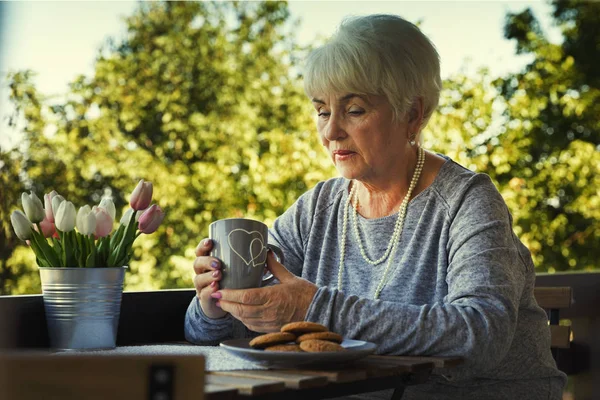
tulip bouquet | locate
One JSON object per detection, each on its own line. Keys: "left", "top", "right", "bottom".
{"left": 10, "top": 180, "right": 165, "bottom": 268}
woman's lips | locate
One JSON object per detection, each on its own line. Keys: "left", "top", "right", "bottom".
{"left": 332, "top": 150, "right": 356, "bottom": 161}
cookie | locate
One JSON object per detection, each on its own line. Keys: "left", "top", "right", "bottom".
{"left": 249, "top": 332, "right": 296, "bottom": 349}
{"left": 280, "top": 321, "right": 328, "bottom": 334}
{"left": 299, "top": 339, "right": 346, "bottom": 353}
{"left": 296, "top": 331, "right": 343, "bottom": 344}
{"left": 264, "top": 344, "right": 303, "bottom": 352}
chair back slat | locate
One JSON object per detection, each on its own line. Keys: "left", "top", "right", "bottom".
{"left": 550, "top": 325, "right": 571, "bottom": 349}
{"left": 533, "top": 286, "right": 573, "bottom": 365}
{"left": 534, "top": 287, "right": 572, "bottom": 309}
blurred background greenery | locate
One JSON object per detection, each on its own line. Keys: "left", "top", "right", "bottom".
{"left": 1, "top": 0, "right": 598, "bottom": 295}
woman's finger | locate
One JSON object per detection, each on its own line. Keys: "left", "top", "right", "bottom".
{"left": 219, "top": 300, "right": 264, "bottom": 319}
{"left": 199, "top": 282, "right": 227, "bottom": 319}
{"left": 213, "top": 287, "right": 266, "bottom": 305}
{"left": 242, "top": 320, "right": 279, "bottom": 333}
{"left": 194, "top": 270, "right": 221, "bottom": 293}
{"left": 199, "top": 283, "right": 218, "bottom": 302}
{"left": 195, "top": 238, "right": 213, "bottom": 257}
{"left": 193, "top": 256, "right": 221, "bottom": 275}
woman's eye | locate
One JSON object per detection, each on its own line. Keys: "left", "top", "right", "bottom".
{"left": 348, "top": 109, "right": 364, "bottom": 115}
{"left": 318, "top": 111, "right": 331, "bottom": 118}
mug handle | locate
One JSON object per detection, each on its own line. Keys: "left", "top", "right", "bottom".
{"left": 261, "top": 244, "right": 284, "bottom": 286}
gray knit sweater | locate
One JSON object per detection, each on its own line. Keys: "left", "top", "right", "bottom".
{"left": 185, "top": 158, "right": 566, "bottom": 399}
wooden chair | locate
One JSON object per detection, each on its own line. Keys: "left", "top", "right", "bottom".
{"left": 533, "top": 286, "right": 572, "bottom": 362}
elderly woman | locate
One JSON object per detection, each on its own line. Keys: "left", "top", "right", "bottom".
{"left": 185, "top": 14, "right": 566, "bottom": 400}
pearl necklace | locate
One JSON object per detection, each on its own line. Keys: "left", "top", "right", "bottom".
{"left": 337, "top": 146, "right": 425, "bottom": 299}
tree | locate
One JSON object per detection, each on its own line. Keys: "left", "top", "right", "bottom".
{"left": 1, "top": 71, "right": 46, "bottom": 295}
{"left": 0, "top": 147, "right": 35, "bottom": 295}
{"left": 3, "top": 1, "right": 335, "bottom": 293}
{"left": 424, "top": 0, "right": 599, "bottom": 272}
{"left": 495, "top": 0, "right": 600, "bottom": 271}
{"left": 3, "top": 1, "right": 599, "bottom": 295}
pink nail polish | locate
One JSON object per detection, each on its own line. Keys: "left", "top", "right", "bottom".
{"left": 212, "top": 270, "right": 219, "bottom": 277}
{"left": 210, "top": 281, "right": 216, "bottom": 288}
{"left": 211, "top": 292, "right": 222, "bottom": 299}
{"left": 215, "top": 301, "right": 221, "bottom": 308}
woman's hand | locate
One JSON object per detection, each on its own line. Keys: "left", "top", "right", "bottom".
{"left": 211, "top": 251, "right": 318, "bottom": 332}
{"left": 193, "top": 238, "right": 227, "bottom": 319}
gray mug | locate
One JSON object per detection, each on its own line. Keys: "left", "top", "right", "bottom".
{"left": 209, "top": 218, "right": 284, "bottom": 290}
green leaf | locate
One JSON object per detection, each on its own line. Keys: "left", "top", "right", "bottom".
{"left": 86, "top": 245, "right": 97, "bottom": 268}
{"left": 109, "top": 224, "right": 126, "bottom": 249}
{"left": 30, "top": 230, "right": 61, "bottom": 267}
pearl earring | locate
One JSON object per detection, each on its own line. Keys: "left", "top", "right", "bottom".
{"left": 409, "top": 134, "right": 417, "bottom": 146}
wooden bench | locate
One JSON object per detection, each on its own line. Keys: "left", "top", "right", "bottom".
{"left": 533, "top": 287, "right": 572, "bottom": 364}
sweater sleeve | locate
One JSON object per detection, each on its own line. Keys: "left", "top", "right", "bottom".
{"left": 269, "top": 183, "right": 326, "bottom": 276}
{"left": 305, "top": 175, "right": 527, "bottom": 378}
{"left": 184, "top": 296, "right": 235, "bottom": 345}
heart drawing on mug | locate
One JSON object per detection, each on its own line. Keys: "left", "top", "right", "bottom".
{"left": 227, "top": 229, "right": 268, "bottom": 267}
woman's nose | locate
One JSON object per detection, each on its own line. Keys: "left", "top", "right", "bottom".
{"left": 322, "top": 115, "right": 347, "bottom": 142}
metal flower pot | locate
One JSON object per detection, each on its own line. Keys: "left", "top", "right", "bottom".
{"left": 39, "top": 267, "right": 127, "bottom": 351}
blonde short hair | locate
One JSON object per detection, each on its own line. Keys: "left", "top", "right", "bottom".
{"left": 304, "top": 14, "right": 442, "bottom": 129}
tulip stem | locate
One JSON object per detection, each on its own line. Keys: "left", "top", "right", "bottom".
{"left": 58, "top": 230, "right": 66, "bottom": 267}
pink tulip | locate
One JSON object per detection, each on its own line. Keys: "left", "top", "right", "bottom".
{"left": 130, "top": 180, "right": 153, "bottom": 211}
{"left": 44, "top": 191, "right": 59, "bottom": 223}
{"left": 94, "top": 207, "right": 113, "bottom": 238}
{"left": 40, "top": 217, "right": 56, "bottom": 238}
{"left": 138, "top": 204, "right": 165, "bottom": 234}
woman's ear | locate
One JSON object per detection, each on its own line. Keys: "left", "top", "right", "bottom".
{"left": 407, "top": 97, "right": 425, "bottom": 142}
{"left": 409, "top": 107, "right": 418, "bottom": 122}
{"left": 408, "top": 97, "right": 424, "bottom": 124}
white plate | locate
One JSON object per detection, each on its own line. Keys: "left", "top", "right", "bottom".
{"left": 220, "top": 338, "right": 377, "bottom": 368}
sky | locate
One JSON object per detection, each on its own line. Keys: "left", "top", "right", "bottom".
{"left": 0, "top": 1, "right": 561, "bottom": 149}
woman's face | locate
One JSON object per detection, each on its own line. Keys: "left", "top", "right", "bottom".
{"left": 312, "top": 93, "right": 411, "bottom": 183}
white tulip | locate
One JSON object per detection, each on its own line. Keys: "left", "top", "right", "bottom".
{"left": 99, "top": 198, "right": 116, "bottom": 221}
{"left": 10, "top": 210, "right": 33, "bottom": 240}
{"left": 82, "top": 213, "right": 96, "bottom": 235}
{"left": 21, "top": 192, "right": 45, "bottom": 223}
{"left": 76, "top": 205, "right": 91, "bottom": 227}
{"left": 120, "top": 208, "right": 133, "bottom": 225}
{"left": 55, "top": 201, "right": 76, "bottom": 232}
{"left": 76, "top": 205, "right": 96, "bottom": 235}
{"left": 120, "top": 208, "right": 143, "bottom": 225}
{"left": 51, "top": 195, "right": 65, "bottom": 217}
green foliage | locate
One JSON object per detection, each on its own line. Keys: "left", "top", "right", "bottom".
{"left": 428, "top": 0, "right": 599, "bottom": 272}
{"left": 495, "top": 0, "right": 600, "bottom": 271}
{"left": 1, "top": 1, "right": 598, "bottom": 294}
{"left": 2, "top": 1, "right": 334, "bottom": 293}
{"left": 0, "top": 149, "right": 29, "bottom": 294}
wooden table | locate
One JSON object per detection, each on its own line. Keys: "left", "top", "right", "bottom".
{"left": 204, "top": 355, "right": 462, "bottom": 400}
{"left": 0, "top": 344, "right": 461, "bottom": 400}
